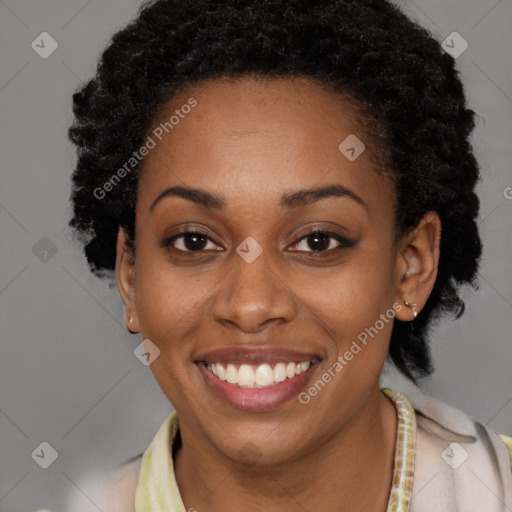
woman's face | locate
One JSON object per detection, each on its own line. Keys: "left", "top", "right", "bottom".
{"left": 117, "top": 76, "right": 421, "bottom": 463}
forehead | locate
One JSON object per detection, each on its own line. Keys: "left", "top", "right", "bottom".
{"left": 137, "top": 76, "right": 393, "bottom": 217}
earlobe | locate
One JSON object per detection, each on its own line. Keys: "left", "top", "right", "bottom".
{"left": 115, "top": 227, "right": 140, "bottom": 333}
{"left": 394, "top": 211, "right": 441, "bottom": 322}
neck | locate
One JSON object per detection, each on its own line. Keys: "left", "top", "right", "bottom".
{"left": 174, "top": 386, "right": 398, "bottom": 512}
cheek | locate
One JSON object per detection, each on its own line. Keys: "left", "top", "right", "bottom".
{"left": 301, "top": 247, "right": 397, "bottom": 369}
{"left": 134, "top": 233, "right": 203, "bottom": 317}
{"left": 136, "top": 274, "right": 205, "bottom": 348}
{"left": 133, "top": 262, "right": 208, "bottom": 407}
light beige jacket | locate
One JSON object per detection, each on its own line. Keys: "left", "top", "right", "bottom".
{"left": 65, "top": 390, "right": 512, "bottom": 512}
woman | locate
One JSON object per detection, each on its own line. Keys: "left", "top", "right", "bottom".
{"left": 67, "top": 0, "right": 512, "bottom": 510}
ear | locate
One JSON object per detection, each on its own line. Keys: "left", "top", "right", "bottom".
{"left": 394, "top": 211, "right": 441, "bottom": 321}
{"left": 115, "top": 226, "right": 140, "bottom": 333}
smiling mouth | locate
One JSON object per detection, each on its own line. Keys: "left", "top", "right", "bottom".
{"left": 202, "top": 360, "right": 320, "bottom": 389}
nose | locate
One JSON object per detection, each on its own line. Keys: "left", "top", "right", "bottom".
{"left": 211, "top": 247, "right": 298, "bottom": 333}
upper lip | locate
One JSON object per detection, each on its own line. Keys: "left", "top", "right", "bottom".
{"left": 194, "top": 346, "right": 321, "bottom": 365}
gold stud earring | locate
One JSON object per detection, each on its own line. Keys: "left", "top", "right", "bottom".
{"left": 126, "top": 316, "right": 137, "bottom": 334}
{"left": 403, "top": 300, "right": 418, "bottom": 319}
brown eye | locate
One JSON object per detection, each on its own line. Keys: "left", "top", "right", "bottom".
{"left": 161, "top": 230, "right": 221, "bottom": 252}
{"left": 289, "top": 230, "right": 357, "bottom": 254}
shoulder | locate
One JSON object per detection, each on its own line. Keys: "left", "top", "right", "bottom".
{"left": 403, "top": 389, "right": 512, "bottom": 512}
{"left": 97, "top": 412, "right": 178, "bottom": 512}
{"left": 97, "top": 454, "right": 143, "bottom": 512}
{"left": 59, "top": 453, "right": 143, "bottom": 512}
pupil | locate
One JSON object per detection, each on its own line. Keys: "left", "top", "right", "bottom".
{"left": 184, "top": 233, "right": 207, "bottom": 251}
{"left": 308, "top": 233, "right": 329, "bottom": 251}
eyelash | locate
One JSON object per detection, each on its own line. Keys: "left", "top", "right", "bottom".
{"left": 161, "top": 228, "right": 357, "bottom": 256}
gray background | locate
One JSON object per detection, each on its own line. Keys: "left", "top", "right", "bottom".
{"left": 0, "top": 1, "right": 511, "bottom": 511}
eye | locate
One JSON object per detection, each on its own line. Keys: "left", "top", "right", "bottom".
{"left": 161, "top": 228, "right": 357, "bottom": 256}
{"left": 161, "top": 229, "right": 222, "bottom": 253}
{"left": 288, "top": 229, "right": 357, "bottom": 254}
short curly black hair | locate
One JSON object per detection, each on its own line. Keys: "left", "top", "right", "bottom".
{"left": 68, "top": 0, "right": 482, "bottom": 384}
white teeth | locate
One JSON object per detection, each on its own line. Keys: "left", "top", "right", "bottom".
{"left": 216, "top": 363, "right": 226, "bottom": 381}
{"left": 226, "top": 364, "right": 238, "bottom": 384}
{"left": 274, "top": 362, "right": 287, "bottom": 383}
{"left": 297, "top": 361, "right": 311, "bottom": 372}
{"left": 238, "top": 364, "right": 255, "bottom": 387}
{"left": 255, "top": 363, "right": 274, "bottom": 387}
{"left": 206, "top": 360, "right": 314, "bottom": 388}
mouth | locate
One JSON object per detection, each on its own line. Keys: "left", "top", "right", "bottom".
{"left": 194, "top": 348, "right": 321, "bottom": 412}
{"left": 203, "top": 360, "right": 317, "bottom": 388}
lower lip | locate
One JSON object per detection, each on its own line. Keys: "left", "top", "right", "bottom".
{"left": 197, "top": 361, "right": 318, "bottom": 412}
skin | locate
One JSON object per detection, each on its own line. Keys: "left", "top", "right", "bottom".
{"left": 116, "top": 76, "right": 441, "bottom": 512}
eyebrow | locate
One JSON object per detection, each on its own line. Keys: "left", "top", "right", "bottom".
{"left": 149, "top": 183, "right": 368, "bottom": 213}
